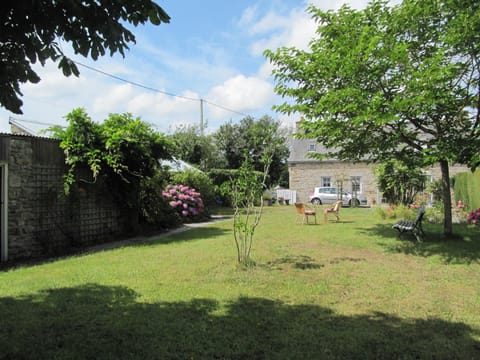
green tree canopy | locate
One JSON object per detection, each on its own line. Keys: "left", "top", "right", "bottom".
{"left": 265, "top": 0, "right": 480, "bottom": 235}
{"left": 168, "top": 125, "right": 226, "bottom": 171}
{"left": 214, "top": 115, "right": 290, "bottom": 186}
{"left": 57, "top": 108, "right": 172, "bottom": 194}
{"left": 0, "top": 0, "right": 170, "bottom": 114}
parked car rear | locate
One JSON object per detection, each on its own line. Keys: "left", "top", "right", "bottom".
{"left": 309, "top": 187, "right": 367, "bottom": 206}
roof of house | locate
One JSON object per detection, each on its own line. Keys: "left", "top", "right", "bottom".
{"left": 288, "top": 134, "right": 341, "bottom": 163}
{"left": 9, "top": 118, "right": 39, "bottom": 136}
{"left": 159, "top": 157, "right": 202, "bottom": 172}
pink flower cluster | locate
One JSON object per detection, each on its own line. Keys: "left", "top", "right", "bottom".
{"left": 467, "top": 209, "right": 480, "bottom": 225}
{"left": 162, "top": 184, "right": 204, "bottom": 218}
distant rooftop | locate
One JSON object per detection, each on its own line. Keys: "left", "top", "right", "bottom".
{"left": 9, "top": 117, "right": 38, "bottom": 136}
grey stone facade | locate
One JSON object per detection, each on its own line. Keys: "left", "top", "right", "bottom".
{"left": 287, "top": 133, "right": 469, "bottom": 205}
{"left": 0, "top": 134, "right": 129, "bottom": 262}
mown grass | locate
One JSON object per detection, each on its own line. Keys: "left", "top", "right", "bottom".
{"left": 1, "top": 206, "right": 479, "bottom": 359}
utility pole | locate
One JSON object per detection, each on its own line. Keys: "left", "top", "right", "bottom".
{"left": 200, "top": 98, "right": 204, "bottom": 136}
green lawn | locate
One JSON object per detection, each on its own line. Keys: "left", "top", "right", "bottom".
{"left": 1, "top": 206, "right": 479, "bottom": 359}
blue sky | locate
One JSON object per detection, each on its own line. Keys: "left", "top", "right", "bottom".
{"left": 1, "top": 0, "right": 384, "bottom": 135}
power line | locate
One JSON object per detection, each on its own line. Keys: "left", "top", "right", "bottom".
{"left": 9, "top": 116, "right": 63, "bottom": 127}
{"left": 203, "top": 99, "right": 249, "bottom": 117}
{"left": 74, "top": 60, "right": 198, "bottom": 102}
{"left": 73, "top": 60, "right": 250, "bottom": 117}
{"left": 8, "top": 60, "right": 252, "bottom": 133}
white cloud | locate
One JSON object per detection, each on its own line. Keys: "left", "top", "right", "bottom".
{"left": 206, "top": 75, "right": 274, "bottom": 120}
{"left": 21, "top": 62, "right": 89, "bottom": 99}
{"left": 238, "top": 5, "right": 258, "bottom": 28}
{"left": 93, "top": 84, "right": 136, "bottom": 115}
{"left": 90, "top": 84, "right": 204, "bottom": 132}
{"left": 308, "top": 0, "right": 368, "bottom": 10}
{"left": 247, "top": 11, "right": 290, "bottom": 36}
{"left": 245, "top": 6, "right": 317, "bottom": 57}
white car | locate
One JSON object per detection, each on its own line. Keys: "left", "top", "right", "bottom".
{"left": 309, "top": 187, "right": 367, "bottom": 206}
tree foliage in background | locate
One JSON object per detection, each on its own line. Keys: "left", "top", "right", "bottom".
{"left": 265, "top": 0, "right": 480, "bottom": 236}
{"left": 214, "top": 115, "right": 289, "bottom": 186}
{"left": 374, "top": 160, "right": 425, "bottom": 206}
{"left": 0, "top": 0, "right": 170, "bottom": 114}
{"left": 168, "top": 125, "right": 226, "bottom": 171}
{"left": 53, "top": 108, "right": 173, "bottom": 229}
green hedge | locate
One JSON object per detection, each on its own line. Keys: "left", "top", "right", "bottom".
{"left": 207, "top": 169, "right": 240, "bottom": 187}
{"left": 454, "top": 168, "right": 480, "bottom": 211}
{"left": 208, "top": 168, "right": 268, "bottom": 187}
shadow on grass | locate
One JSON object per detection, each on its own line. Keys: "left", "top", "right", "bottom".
{"left": 362, "top": 223, "right": 480, "bottom": 265}
{"left": 1, "top": 284, "right": 478, "bottom": 359}
{"left": 263, "top": 255, "right": 324, "bottom": 270}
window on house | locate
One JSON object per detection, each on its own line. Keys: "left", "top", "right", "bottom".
{"left": 308, "top": 143, "right": 316, "bottom": 152}
{"left": 321, "top": 176, "right": 331, "bottom": 187}
{"left": 351, "top": 176, "right": 361, "bottom": 193}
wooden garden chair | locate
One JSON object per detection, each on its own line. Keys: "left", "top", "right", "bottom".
{"left": 295, "top": 203, "right": 317, "bottom": 224}
{"left": 324, "top": 200, "right": 342, "bottom": 223}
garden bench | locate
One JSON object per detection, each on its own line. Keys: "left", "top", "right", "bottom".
{"left": 392, "top": 206, "right": 425, "bottom": 242}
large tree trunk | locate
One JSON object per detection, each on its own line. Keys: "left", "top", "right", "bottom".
{"left": 439, "top": 159, "right": 453, "bottom": 236}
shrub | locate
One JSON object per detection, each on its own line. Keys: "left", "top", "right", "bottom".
{"left": 467, "top": 209, "right": 480, "bottom": 225}
{"left": 138, "top": 174, "right": 181, "bottom": 229}
{"left": 425, "top": 205, "right": 444, "bottom": 224}
{"left": 170, "top": 170, "right": 215, "bottom": 208}
{"left": 375, "top": 206, "right": 388, "bottom": 220}
{"left": 162, "top": 185, "right": 205, "bottom": 221}
{"left": 207, "top": 169, "right": 239, "bottom": 187}
{"left": 376, "top": 204, "right": 413, "bottom": 220}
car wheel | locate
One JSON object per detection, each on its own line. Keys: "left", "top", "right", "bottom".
{"left": 349, "top": 198, "right": 360, "bottom": 207}
{"left": 311, "top": 198, "right": 322, "bottom": 205}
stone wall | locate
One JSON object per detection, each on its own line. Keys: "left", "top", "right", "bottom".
{"left": 3, "top": 135, "right": 129, "bottom": 262}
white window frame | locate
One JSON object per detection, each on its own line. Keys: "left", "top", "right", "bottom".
{"left": 321, "top": 176, "right": 331, "bottom": 187}
{"left": 351, "top": 176, "right": 362, "bottom": 193}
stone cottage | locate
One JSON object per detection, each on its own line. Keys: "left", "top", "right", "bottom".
{"left": 287, "top": 126, "right": 469, "bottom": 205}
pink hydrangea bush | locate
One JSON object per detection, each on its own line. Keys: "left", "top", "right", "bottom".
{"left": 467, "top": 209, "right": 480, "bottom": 225}
{"left": 162, "top": 184, "right": 205, "bottom": 219}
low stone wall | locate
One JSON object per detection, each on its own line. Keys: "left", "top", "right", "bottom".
{"left": 2, "top": 134, "right": 129, "bottom": 262}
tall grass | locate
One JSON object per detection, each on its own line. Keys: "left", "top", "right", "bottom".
{"left": 1, "top": 206, "right": 479, "bottom": 359}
